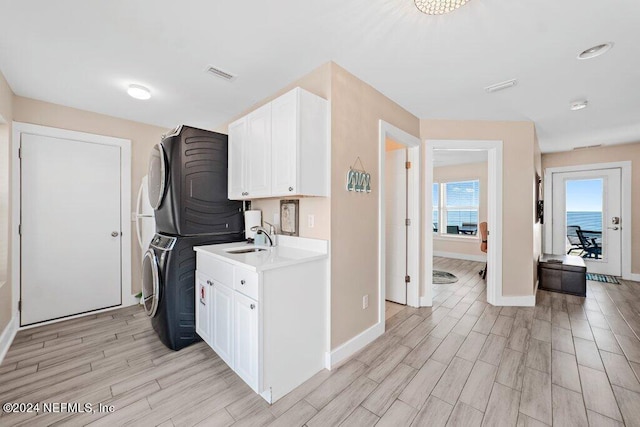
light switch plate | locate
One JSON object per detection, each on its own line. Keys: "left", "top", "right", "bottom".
{"left": 308, "top": 214, "right": 315, "bottom": 228}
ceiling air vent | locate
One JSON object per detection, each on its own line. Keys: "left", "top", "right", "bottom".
{"left": 485, "top": 79, "right": 517, "bottom": 93}
{"left": 205, "top": 65, "right": 237, "bottom": 82}
{"left": 573, "top": 144, "right": 602, "bottom": 150}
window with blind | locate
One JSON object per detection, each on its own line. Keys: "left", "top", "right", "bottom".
{"left": 433, "top": 179, "right": 480, "bottom": 237}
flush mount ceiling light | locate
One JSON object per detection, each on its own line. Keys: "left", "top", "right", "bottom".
{"left": 127, "top": 84, "right": 151, "bottom": 100}
{"left": 414, "top": 0, "right": 471, "bottom": 15}
{"left": 570, "top": 100, "right": 588, "bottom": 111}
{"left": 577, "top": 42, "right": 614, "bottom": 60}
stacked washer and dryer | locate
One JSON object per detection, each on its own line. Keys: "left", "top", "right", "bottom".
{"left": 141, "top": 125, "right": 244, "bottom": 350}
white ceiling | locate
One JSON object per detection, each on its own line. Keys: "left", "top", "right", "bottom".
{"left": 1, "top": 0, "right": 639, "bottom": 153}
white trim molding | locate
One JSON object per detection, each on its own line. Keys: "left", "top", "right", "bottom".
{"left": 378, "top": 120, "right": 422, "bottom": 319}
{"left": 433, "top": 251, "right": 487, "bottom": 263}
{"left": 11, "top": 122, "right": 135, "bottom": 329}
{"left": 544, "top": 161, "right": 633, "bottom": 280}
{"left": 328, "top": 321, "right": 384, "bottom": 368}
{"left": 426, "top": 140, "right": 504, "bottom": 306}
{"left": 0, "top": 314, "right": 19, "bottom": 365}
{"left": 496, "top": 294, "right": 536, "bottom": 307}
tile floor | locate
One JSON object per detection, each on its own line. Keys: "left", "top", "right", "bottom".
{"left": 0, "top": 257, "right": 639, "bottom": 426}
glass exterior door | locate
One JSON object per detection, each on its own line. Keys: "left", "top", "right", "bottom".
{"left": 552, "top": 169, "right": 621, "bottom": 275}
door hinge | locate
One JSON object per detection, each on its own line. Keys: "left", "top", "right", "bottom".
{"left": 405, "top": 161, "right": 411, "bottom": 169}
{"left": 18, "top": 147, "right": 22, "bottom": 159}
{"left": 18, "top": 300, "right": 22, "bottom": 312}
{"left": 405, "top": 218, "right": 411, "bottom": 226}
{"left": 405, "top": 275, "right": 411, "bottom": 283}
{"left": 18, "top": 224, "right": 21, "bottom": 235}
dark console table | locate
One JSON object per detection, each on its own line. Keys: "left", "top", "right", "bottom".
{"left": 538, "top": 254, "right": 587, "bottom": 297}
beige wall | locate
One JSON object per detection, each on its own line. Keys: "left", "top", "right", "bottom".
{"left": 331, "top": 63, "right": 420, "bottom": 348}
{"left": 217, "top": 63, "right": 332, "bottom": 241}
{"left": 542, "top": 142, "right": 640, "bottom": 274}
{"left": 0, "top": 70, "right": 13, "bottom": 333}
{"left": 433, "top": 162, "right": 488, "bottom": 258}
{"left": 421, "top": 119, "right": 538, "bottom": 297}
{"left": 12, "top": 96, "right": 168, "bottom": 296}
{"left": 218, "top": 62, "right": 421, "bottom": 349}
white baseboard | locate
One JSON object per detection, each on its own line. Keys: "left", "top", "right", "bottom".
{"left": 433, "top": 251, "right": 487, "bottom": 263}
{"left": 624, "top": 273, "right": 640, "bottom": 282}
{"left": 0, "top": 313, "right": 19, "bottom": 365}
{"left": 496, "top": 294, "right": 536, "bottom": 307}
{"left": 328, "top": 321, "right": 384, "bottom": 368}
{"left": 125, "top": 293, "right": 141, "bottom": 307}
{"left": 420, "top": 296, "right": 433, "bottom": 307}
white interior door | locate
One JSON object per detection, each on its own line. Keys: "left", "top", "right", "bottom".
{"left": 552, "top": 168, "right": 621, "bottom": 275}
{"left": 21, "top": 133, "right": 122, "bottom": 325}
{"left": 385, "top": 149, "right": 407, "bottom": 304}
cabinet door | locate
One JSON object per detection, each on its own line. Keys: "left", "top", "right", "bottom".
{"left": 195, "top": 273, "right": 212, "bottom": 346}
{"left": 228, "top": 118, "right": 247, "bottom": 200}
{"left": 271, "top": 89, "right": 298, "bottom": 196}
{"left": 233, "top": 292, "right": 259, "bottom": 391}
{"left": 212, "top": 282, "right": 234, "bottom": 367}
{"left": 246, "top": 104, "right": 272, "bottom": 198}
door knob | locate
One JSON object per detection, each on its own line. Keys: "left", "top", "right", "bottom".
{"left": 607, "top": 226, "right": 620, "bottom": 230}
{"left": 111, "top": 231, "right": 120, "bottom": 237}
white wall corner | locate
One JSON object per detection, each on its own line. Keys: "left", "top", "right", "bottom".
{"left": 329, "top": 321, "right": 384, "bottom": 368}
{"left": 0, "top": 314, "right": 19, "bottom": 365}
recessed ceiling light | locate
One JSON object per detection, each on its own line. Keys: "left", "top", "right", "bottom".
{"left": 485, "top": 79, "right": 518, "bottom": 93}
{"left": 577, "top": 42, "right": 614, "bottom": 60}
{"left": 127, "top": 84, "right": 151, "bottom": 100}
{"left": 570, "top": 100, "right": 588, "bottom": 111}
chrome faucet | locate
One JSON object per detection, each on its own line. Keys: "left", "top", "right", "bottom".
{"left": 251, "top": 221, "right": 277, "bottom": 247}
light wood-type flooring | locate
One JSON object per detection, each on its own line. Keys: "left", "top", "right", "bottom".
{"left": 1, "top": 257, "right": 640, "bottom": 426}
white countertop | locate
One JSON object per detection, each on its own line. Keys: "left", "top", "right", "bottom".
{"left": 194, "top": 236, "right": 328, "bottom": 272}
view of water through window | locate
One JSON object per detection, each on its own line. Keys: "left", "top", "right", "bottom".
{"left": 566, "top": 179, "right": 603, "bottom": 231}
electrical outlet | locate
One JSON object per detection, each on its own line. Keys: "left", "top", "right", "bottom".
{"left": 362, "top": 295, "right": 369, "bottom": 309}
{"left": 308, "top": 214, "right": 315, "bottom": 228}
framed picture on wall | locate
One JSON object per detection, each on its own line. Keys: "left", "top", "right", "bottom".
{"left": 280, "top": 199, "right": 299, "bottom": 236}
{"left": 535, "top": 173, "right": 544, "bottom": 224}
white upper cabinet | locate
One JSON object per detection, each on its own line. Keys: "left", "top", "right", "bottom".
{"left": 246, "top": 104, "right": 272, "bottom": 198}
{"left": 228, "top": 87, "right": 329, "bottom": 200}
{"left": 227, "top": 118, "right": 247, "bottom": 200}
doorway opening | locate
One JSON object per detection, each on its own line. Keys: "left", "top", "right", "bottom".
{"left": 431, "top": 149, "right": 489, "bottom": 307}
{"left": 545, "top": 162, "right": 632, "bottom": 278}
{"left": 378, "top": 121, "right": 420, "bottom": 327}
{"left": 425, "top": 140, "right": 503, "bottom": 306}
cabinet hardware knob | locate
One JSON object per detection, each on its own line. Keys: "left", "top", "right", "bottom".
{"left": 250, "top": 304, "right": 255, "bottom": 310}
{"left": 240, "top": 280, "right": 246, "bottom": 285}
{"left": 206, "top": 280, "right": 213, "bottom": 286}
{"left": 288, "top": 187, "right": 293, "bottom": 192}
{"left": 111, "top": 231, "right": 120, "bottom": 237}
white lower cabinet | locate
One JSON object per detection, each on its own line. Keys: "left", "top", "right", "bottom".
{"left": 211, "top": 281, "right": 234, "bottom": 367}
{"left": 195, "top": 273, "right": 212, "bottom": 347}
{"left": 233, "top": 292, "right": 259, "bottom": 391}
{"left": 194, "top": 250, "right": 327, "bottom": 403}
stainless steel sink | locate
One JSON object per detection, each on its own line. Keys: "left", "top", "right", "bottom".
{"left": 226, "top": 248, "right": 267, "bottom": 254}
